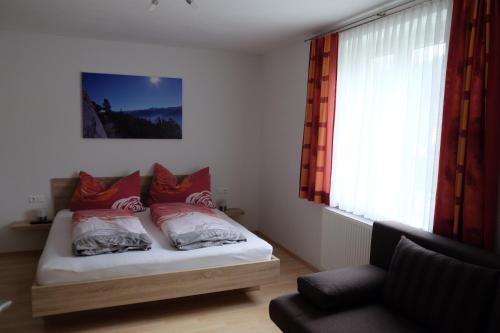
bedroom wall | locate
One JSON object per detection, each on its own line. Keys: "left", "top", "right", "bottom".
{"left": 1, "top": 30, "right": 499, "bottom": 257}
{"left": 259, "top": 41, "right": 324, "bottom": 268}
{"left": 0, "top": 30, "right": 263, "bottom": 252}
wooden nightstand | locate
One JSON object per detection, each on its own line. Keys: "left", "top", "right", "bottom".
{"left": 10, "top": 220, "right": 52, "bottom": 231}
{"left": 224, "top": 208, "right": 245, "bottom": 221}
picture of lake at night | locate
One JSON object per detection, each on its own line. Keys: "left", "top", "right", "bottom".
{"left": 82, "top": 72, "right": 182, "bottom": 139}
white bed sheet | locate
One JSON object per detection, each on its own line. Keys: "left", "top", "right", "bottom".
{"left": 36, "top": 208, "right": 273, "bottom": 285}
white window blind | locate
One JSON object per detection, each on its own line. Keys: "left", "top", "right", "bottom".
{"left": 330, "top": 0, "right": 452, "bottom": 231}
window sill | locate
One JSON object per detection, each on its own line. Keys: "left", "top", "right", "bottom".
{"left": 323, "top": 206, "right": 374, "bottom": 227}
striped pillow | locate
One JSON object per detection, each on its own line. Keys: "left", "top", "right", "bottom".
{"left": 383, "top": 236, "right": 499, "bottom": 333}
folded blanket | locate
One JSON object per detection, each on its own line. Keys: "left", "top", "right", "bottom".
{"left": 151, "top": 203, "right": 247, "bottom": 250}
{"left": 72, "top": 209, "right": 152, "bottom": 256}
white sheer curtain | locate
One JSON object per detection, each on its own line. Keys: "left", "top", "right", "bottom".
{"left": 330, "top": 0, "right": 452, "bottom": 231}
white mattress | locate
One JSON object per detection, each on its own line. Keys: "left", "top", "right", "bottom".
{"left": 36, "top": 208, "right": 273, "bottom": 285}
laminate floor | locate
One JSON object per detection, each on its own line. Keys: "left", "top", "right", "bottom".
{"left": 0, "top": 240, "right": 313, "bottom": 333}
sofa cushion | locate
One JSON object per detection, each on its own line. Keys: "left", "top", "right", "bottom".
{"left": 297, "top": 265, "right": 386, "bottom": 310}
{"left": 270, "top": 293, "right": 427, "bottom": 333}
{"left": 384, "top": 236, "right": 499, "bottom": 333}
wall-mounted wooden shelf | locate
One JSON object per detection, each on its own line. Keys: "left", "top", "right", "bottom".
{"left": 9, "top": 210, "right": 243, "bottom": 231}
{"left": 10, "top": 221, "right": 52, "bottom": 231}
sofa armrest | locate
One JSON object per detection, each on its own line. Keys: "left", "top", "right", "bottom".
{"left": 297, "top": 264, "right": 386, "bottom": 310}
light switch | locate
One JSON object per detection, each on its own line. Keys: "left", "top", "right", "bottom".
{"left": 28, "top": 194, "right": 46, "bottom": 204}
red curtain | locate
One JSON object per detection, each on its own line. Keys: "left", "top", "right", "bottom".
{"left": 434, "top": 0, "right": 500, "bottom": 250}
{"left": 299, "top": 34, "right": 339, "bottom": 204}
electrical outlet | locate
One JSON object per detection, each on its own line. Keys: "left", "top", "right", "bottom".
{"left": 28, "top": 194, "right": 46, "bottom": 204}
{"left": 217, "top": 187, "right": 229, "bottom": 195}
{"left": 28, "top": 195, "right": 36, "bottom": 204}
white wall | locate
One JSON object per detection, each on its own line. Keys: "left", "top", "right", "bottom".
{"left": 259, "top": 42, "right": 324, "bottom": 268}
{"left": 1, "top": 30, "right": 499, "bottom": 257}
{"left": 0, "top": 30, "right": 263, "bottom": 252}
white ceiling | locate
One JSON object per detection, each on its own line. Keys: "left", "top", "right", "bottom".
{"left": 0, "top": 0, "right": 389, "bottom": 55}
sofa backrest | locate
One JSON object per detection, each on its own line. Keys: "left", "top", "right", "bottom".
{"left": 369, "top": 221, "right": 500, "bottom": 271}
{"left": 490, "top": 281, "right": 500, "bottom": 333}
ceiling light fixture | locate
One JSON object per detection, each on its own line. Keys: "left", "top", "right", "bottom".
{"left": 149, "top": 0, "right": 159, "bottom": 11}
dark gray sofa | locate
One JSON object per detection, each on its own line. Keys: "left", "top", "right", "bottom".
{"left": 269, "top": 221, "right": 500, "bottom": 333}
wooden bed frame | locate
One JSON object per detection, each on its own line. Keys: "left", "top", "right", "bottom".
{"left": 31, "top": 176, "right": 280, "bottom": 317}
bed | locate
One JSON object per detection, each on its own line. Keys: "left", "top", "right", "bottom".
{"left": 31, "top": 176, "right": 280, "bottom": 317}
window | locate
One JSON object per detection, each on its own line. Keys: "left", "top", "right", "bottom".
{"left": 330, "top": 0, "right": 452, "bottom": 231}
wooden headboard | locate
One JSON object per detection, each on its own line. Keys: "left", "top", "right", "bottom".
{"left": 51, "top": 175, "right": 186, "bottom": 213}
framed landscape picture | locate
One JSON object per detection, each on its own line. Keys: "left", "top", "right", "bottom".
{"left": 82, "top": 72, "right": 182, "bottom": 139}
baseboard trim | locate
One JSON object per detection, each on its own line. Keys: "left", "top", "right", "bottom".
{"left": 255, "top": 231, "right": 321, "bottom": 272}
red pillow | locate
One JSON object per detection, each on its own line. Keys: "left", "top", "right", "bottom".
{"left": 148, "top": 163, "right": 216, "bottom": 208}
{"left": 69, "top": 171, "right": 144, "bottom": 212}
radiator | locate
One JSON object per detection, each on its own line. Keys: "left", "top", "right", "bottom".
{"left": 321, "top": 208, "right": 373, "bottom": 270}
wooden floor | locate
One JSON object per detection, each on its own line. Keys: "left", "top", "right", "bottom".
{"left": 0, "top": 242, "right": 313, "bottom": 333}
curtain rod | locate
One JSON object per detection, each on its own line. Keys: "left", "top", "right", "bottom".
{"left": 304, "top": 0, "right": 432, "bottom": 42}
